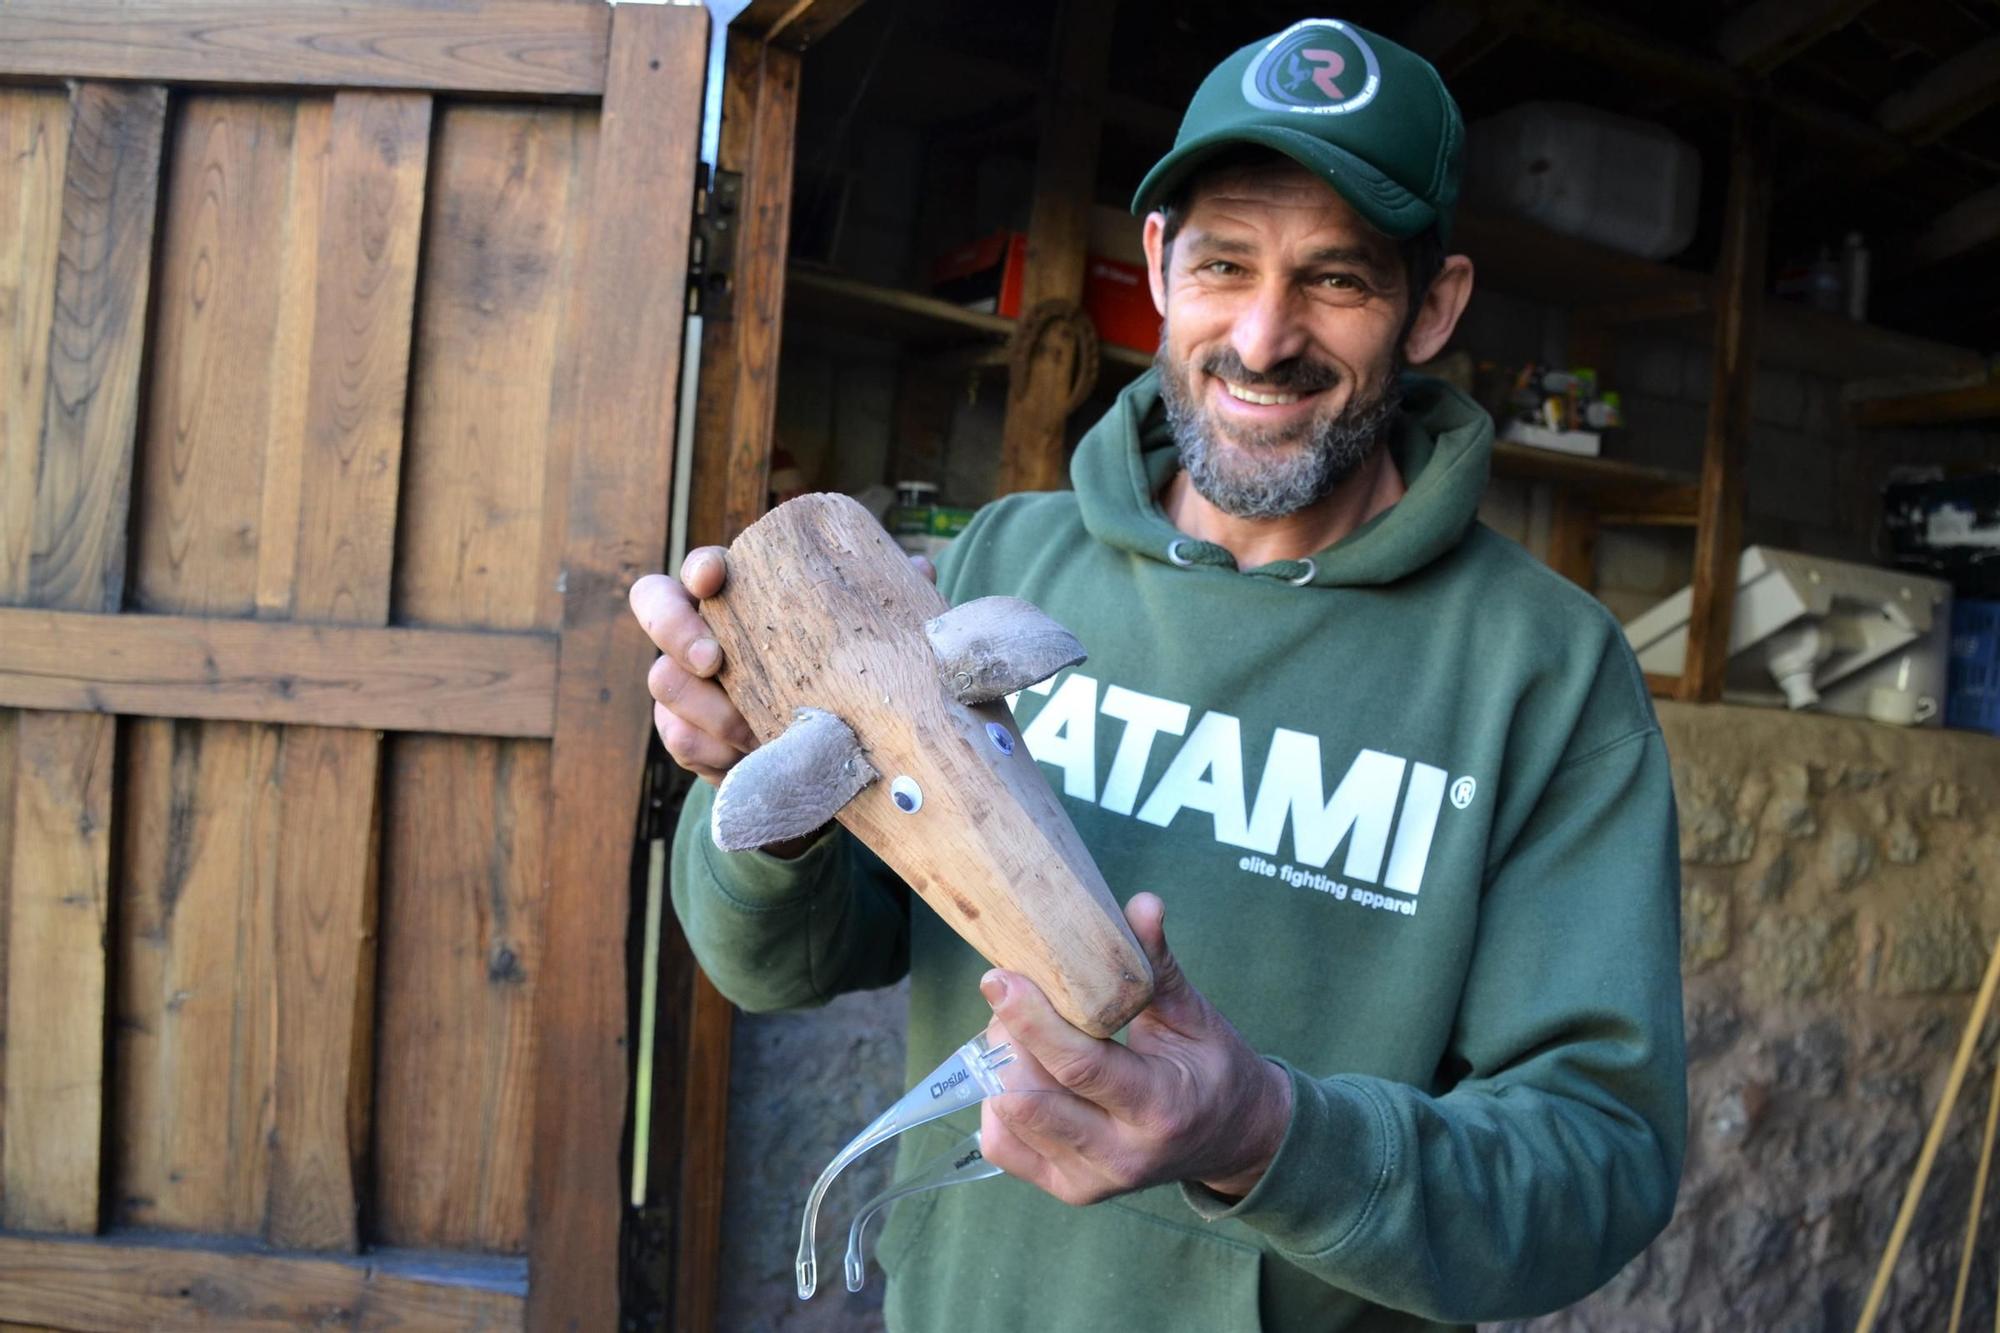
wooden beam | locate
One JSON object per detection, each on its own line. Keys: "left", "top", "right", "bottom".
{"left": 4, "top": 79, "right": 166, "bottom": 1237}
{"left": 0, "top": 611, "right": 558, "bottom": 737}
{"left": 1548, "top": 493, "right": 1599, "bottom": 589}
{"left": 529, "top": 7, "right": 706, "bottom": 1328}
{"left": 1682, "top": 107, "right": 1771, "bottom": 704}
{"left": 0, "top": 2, "right": 610, "bottom": 96}
{"left": 734, "top": 0, "right": 869, "bottom": 52}
{"left": 689, "top": 34, "right": 801, "bottom": 548}
{"left": 1852, "top": 375, "right": 2000, "bottom": 427}
{"left": 0, "top": 1232, "right": 524, "bottom": 1331}
{"left": 1875, "top": 35, "right": 2000, "bottom": 145}
{"left": 997, "top": 0, "right": 1117, "bottom": 496}
{"left": 673, "top": 974, "right": 735, "bottom": 1333}
{"left": 1715, "top": 0, "right": 1880, "bottom": 73}
{"left": 1910, "top": 182, "right": 2000, "bottom": 270}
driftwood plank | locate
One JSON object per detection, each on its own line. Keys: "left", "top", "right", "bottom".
{"left": 264, "top": 89, "right": 431, "bottom": 1254}
{"left": 0, "top": 88, "right": 69, "bottom": 603}
{"left": 372, "top": 102, "right": 590, "bottom": 1255}
{"left": 0, "top": 1232, "right": 525, "bottom": 1331}
{"left": 0, "top": 610, "right": 559, "bottom": 738}
{"left": 3, "top": 709, "right": 115, "bottom": 1233}
{"left": 529, "top": 6, "right": 706, "bottom": 1325}
{"left": 0, "top": 1, "right": 609, "bottom": 98}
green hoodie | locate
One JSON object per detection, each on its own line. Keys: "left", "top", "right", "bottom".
{"left": 670, "top": 372, "right": 1685, "bottom": 1331}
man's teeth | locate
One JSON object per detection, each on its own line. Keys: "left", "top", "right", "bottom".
{"left": 1222, "top": 380, "right": 1300, "bottom": 406}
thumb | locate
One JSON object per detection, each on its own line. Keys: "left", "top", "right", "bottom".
{"left": 1124, "top": 893, "right": 1205, "bottom": 1030}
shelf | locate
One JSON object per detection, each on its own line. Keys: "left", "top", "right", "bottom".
{"left": 785, "top": 268, "right": 1156, "bottom": 376}
{"left": 1455, "top": 211, "right": 1984, "bottom": 385}
{"left": 1490, "top": 442, "right": 1700, "bottom": 521}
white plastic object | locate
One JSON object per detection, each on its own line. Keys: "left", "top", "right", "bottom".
{"left": 1466, "top": 101, "right": 1700, "bottom": 259}
{"left": 842, "top": 1131, "right": 1004, "bottom": 1293}
{"left": 795, "top": 1030, "right": 1015, "bottom": 1300}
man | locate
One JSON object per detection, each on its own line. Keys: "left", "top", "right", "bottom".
{"left": 632, "top": 18, "right": 1684, "bottom": 1330}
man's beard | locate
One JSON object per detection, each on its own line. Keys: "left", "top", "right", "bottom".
{"left": 1156, "top": 343, "right": 1403, "bottom": 521}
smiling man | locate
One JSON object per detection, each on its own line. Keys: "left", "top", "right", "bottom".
{"left": 635, "top": 18, "right": 1685, "bottom": 1332}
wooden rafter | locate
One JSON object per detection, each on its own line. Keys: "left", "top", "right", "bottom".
{"left": 1715, "top": 0, "right": 1882, "bottom": 73}
{"left": 1875, "top": 35, "right": 2000, "bottom": 145}
{"left": 732, "top": 0, "right": 868, "bottom": 52}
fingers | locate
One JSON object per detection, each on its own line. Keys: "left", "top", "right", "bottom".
{"left": 679, "top": 546, "right": 729, "bottom": 599}
{"left": 628, "top": 572, "right": 722, "bottom": 678}
{"left": 1123, "top": 893, "right": 1204, "bottom": 1030}
{"left": 982, "top": 970, "right": 1153, "bottom": 1117}
{"left": 908, "top": 554, "right": 937, "bottom": 585}
{"left": 631, "top": 558, "right": 757, "bottom": 782}
{"left": 647, "top": 655, "right": 755, "bottom": 751}
{"left": 653, "top": 702, "right": 735, "bottom": 784}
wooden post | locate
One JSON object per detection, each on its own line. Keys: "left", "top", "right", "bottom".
{"left": 996, "top": 0, "right": 1117, "bottom": 496}
{"left": 688, "top": 34, "right": 800, "bottom": 550}
{"left": 1681, "top": 105, "right": 1770, "bottom": 703}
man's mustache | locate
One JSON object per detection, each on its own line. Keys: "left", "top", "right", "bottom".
{"left": 1198, "top": 349, "right": 1341, "bottom": 395}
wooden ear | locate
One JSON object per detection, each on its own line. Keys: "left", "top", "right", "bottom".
{"left": 925, "top": 596, "right": 1088, "bottom": 705}
{"left": 711, "top": 708, "right": 878, "bottom": 852}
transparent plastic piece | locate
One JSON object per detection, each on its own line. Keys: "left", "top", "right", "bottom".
{"left": 796, "top": 1029, "right": 1014, "bottom": 1299}
{"left": 843, "top": 1130, "right": 1003, "bottom": 1292}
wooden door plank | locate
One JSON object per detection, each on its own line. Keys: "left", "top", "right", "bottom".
{"left": 28, "top": 83, "right": 168, "bottom": 613}
{"left": 687, "top": 34, "right": 800, "bottom": 548}
{"left": 0, "top": 610, "right": 559, "bottom": 738}
{"left": 529, "top": 6, "right": 707, "bottom": 1326}
{"left": 0, "top": 2, "right": 610, "bottom": 98}
{"left": 0, "top": 88, "right": 70, "bottom": 604}
{"left": 264, "top": 89, "right": 431, "bottom": 1254}
{"left": 4, "top": 709, "right": 115, "bottom": 1233}
{"left": 0, "top": 1232, "right": 526, "bottom": 1331}
{"left": 373, "top": 102, "right": 589, "bottom": 1256}
{"left": 3, "top": 80, "right": 167, "bottom": 1238}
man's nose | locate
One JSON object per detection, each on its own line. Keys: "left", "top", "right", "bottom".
{"left": 1228, "top": 279, "right": 1310, "bottom": 375}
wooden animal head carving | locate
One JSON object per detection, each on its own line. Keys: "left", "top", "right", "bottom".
{"left": 701, "top": 493, "right": 1153, "bottom": 1037}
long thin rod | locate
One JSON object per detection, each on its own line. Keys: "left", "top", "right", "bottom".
{"left": 1949, "top": 1061, "right": 2000, "bottom": 1331}
{"left": 1858, "top": 934, "right": 2000, "bottom": 1333}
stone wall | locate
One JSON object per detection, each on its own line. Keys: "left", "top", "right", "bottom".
{"left": 705, "top": 704, "right": 2000, "bottom": 1332}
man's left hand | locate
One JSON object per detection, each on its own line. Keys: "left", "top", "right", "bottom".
{"left": 977, "top": 892, "right": 1294, "bottom": 1206}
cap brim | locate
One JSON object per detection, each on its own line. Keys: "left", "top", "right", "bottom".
{"left": 1130, "top": 124, "right": 1436, "bottom": 240}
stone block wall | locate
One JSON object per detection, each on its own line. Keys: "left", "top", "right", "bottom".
{"left": 702, "top": 704, "right": 2000, "bottom": 1332}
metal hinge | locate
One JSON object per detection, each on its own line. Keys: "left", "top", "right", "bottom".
{"left": 689, "top": 162, "right": 743, "bottom": 320}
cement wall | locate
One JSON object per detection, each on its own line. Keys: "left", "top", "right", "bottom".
{"left": 704, "top": 703, "right": 2000, "bottom": 1332}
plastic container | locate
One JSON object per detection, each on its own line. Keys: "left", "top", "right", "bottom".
{"left": 1466, "top": 101, "right": 1700, "bottom": 259}
{"left": 1946, "top": 599, "right": 2000, "bottom": 735}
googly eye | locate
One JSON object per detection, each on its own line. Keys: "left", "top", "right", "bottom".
{"left": 985, "top": 723, "right": 1015, "bottom": 756}
{"left": 890, "top": 776, "right": 923, "bottom": 814}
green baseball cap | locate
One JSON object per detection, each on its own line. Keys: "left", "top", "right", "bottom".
{"left": 1131, "top": 18, "right": 1464, "bottom": 244}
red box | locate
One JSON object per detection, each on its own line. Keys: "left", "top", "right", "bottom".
{"left": 931, "top": 232, "right": 1159, "bottom": 357}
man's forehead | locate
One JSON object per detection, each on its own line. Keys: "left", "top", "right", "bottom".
{"left": 1180, "top": 161, "right": 1388, "bottom": 245}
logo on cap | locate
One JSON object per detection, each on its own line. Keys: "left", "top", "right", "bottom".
{"left": 1242, "top": 19, "right": 1381, "bottom": 116}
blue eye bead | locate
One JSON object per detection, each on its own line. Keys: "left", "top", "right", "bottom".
{"left": 890, "top": 776, "right": 923, "bottom": 814}
{"left": 985, "top": 723, "right": 1015, "bottom": 756}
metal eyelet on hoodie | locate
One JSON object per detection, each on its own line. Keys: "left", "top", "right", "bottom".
{"left": 1166, "top": 538, "right": 1196, "bottom": 568}
{"left": 1288, "top": 558, "right": 1317, "bottom": 586}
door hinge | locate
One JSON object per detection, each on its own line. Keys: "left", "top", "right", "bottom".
{"left": 690, "top": 162, "right": 743, "bottom": 320}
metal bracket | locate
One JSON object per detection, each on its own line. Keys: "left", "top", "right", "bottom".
{"left": 690, "top": 163, "right": 743, "bottom": 320}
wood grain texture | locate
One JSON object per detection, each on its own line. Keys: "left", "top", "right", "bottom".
{"left": 1682, "top": 109, "right": 1770, "bottom": 704}
{"left": 529, "top": 6, "right": 707, "bottom": 1327}
{"left": 0, "top": 88, "right": 69, "bottom": 604}
{"left": 373, "top": 739, "right": 547, "bottom": 1253}
{"left": 3, "top": 709, "right": 115, "bottom": 1233}
{"left": 705, "top": 494, "right": 1152, "bottom": 1036}
{"left": 0, "top": 610, "right": 559, "bottom": 737}
{"left": 264, "top": 89, "right": 431, "bottom": 1253}
{"left": 28, "top": 82, "right": 167, "bottom": 613}
{"left": 372, "top": 103, "right": 588, "bottom": 1255}
{"left": 688, "top": 35, "right": 799, "bottom": 548}
{"left": 0, "top": 1232, "right": 526, "bottom": 1331}
{"left": 0, "top": 710, "right": 13, "bottom": 1182}
{"left": 997, "top": 0, "right": 1115, "bottom": 496}
{"left": 0, "top": 1, "right": 610, "bottom": 98}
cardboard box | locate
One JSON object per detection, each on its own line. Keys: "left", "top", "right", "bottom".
{"left": 931, "top": 230, "right": 1159, "bottom": 356}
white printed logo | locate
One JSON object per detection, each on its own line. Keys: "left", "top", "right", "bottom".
{"left": 1450, "top": 776, "right": 1477, "bottom": 810}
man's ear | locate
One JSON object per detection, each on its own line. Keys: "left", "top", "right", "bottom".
{"left": 1402, "top": 255, "right": 1475, "bottom": 366}
{"left": 1142, "top": 212, "right": 1169, "bottom": 317}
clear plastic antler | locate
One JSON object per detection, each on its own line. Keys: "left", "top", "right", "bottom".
{"left": 796, "top": 1029, "right": 1015, "bottom": 1299}
{"left": 843, "top": 1130, "right": 1003, "bottom": 1293}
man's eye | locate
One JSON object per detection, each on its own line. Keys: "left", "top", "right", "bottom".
{"left": 1201, "top": 260, "right": 1242, "bottom": 276}
{"left": 1318, "top": 272, "right": 1364, "bottom": 290}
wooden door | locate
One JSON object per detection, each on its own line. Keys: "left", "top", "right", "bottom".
{"left": 0, "top": 3, "right": 706, "bottom": 1327}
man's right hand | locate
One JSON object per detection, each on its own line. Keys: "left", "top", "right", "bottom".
{"left": 630, "top": 548, "right": 757, "bottom": 784}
